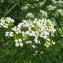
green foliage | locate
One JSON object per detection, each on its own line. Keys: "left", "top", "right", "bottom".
{"left": 0, "top": 0, "right": 63, "bottom": 63}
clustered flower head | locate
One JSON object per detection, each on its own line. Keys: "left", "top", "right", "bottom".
{"left": 5, "top": 18, "right": 56, "bottom": 53}
{"left": 0, "top": 17, "right": 14, "bottom": 28}
{"left": 39, "top": 1, "right": 45, "bottom": 6}
{"left": 57, "top": 9, "right": 63, "bottom": 16}
{"left": 21, "top": 4, "right": 31, "bottom": 10}
{"left": 26, "top": 12, "right": 34, "bottom": 18}
{"left": 1, "top": 0, "right": 3, "bottom": 2}
{"left": 40, "top": 10, "right": 48, "bottom": 18}
{"left": 47, "top": 5, "right": 56, "bottom": 11}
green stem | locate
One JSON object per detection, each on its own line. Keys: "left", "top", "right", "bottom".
{"left": 3, "top": 2, "right": 18, "bottom": 17}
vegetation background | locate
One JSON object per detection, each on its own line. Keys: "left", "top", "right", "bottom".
{"left": 0, "top": 0, "right": 63, "bottom": 63}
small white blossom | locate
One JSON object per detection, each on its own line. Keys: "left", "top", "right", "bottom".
{"left": 20, "top": 43, "right": 23, "bottom": 47}
{"left": 9, "top": 32, "right": 13, "bottom": 37}
{"left": 26, "top": 12, "right": 34, "bottom": 18}
{"left": 15, "top": 39, "right": 23, "bottom": 47}
{"left": 57, "top": 9, "right": 63, "bottom": 16}
{"left": 22, "top": 20, "right": 29, "bottom": 27}
{"left": 5, "top": 17, "right": 14, "bottom": 23}
{"left": 0, "top": 17, "right": 14, "bottom": 28}
{"left": 40, "top": 31, "right": 49, "bottom": 39}
{"left": 40, "top": 51, "right": 43, "bottom": 54}
{"left": 39, "top": 1, "right": 45, "bottom": 6}
{"left": 52, "top": 41, "right": 55, "bottom": 45}
{"left": 35, "top": 51, "right": 38, "bottom": 54}
{"left": 44, "top": 42, "right": 50, "bottom": 48}
{"left": 5, "top": 32, "right": 9, "bottom": 36}
{"left": 40, "top": 10, "right": 48, "bottom": 17}
{"left": 3, "top": 24, "right": 8, "bottom": 28}
{"left": 51, "top": 0, "right": 57, "bottom": 4}
{"left": 12, "top": 26, "right": 21, "bottom": 34}
{"left": 31, "top": 45, "right": 37, "bottom": 48}
{"left": 26, "top": 30, "right": 35, "bottom": 36}
{"left": 5, "top": 32, "right": 13, "bottom": 37}
{"left": 1, "top": 0, "right": 3, "bottom": 2}
{"left": 21, "top": 4, "right": 31, "bottom": 10}
{"left": 58, "top": 0, "right": 63, "bottom": 5}
{"left": 34, "top": 38, "right": 40, "bottom": 44}
{"left": 47, "top": 5, "right": 56, "bottom": 10}
{"left": 25, "top": 41, "right": 32, "bottom": 44}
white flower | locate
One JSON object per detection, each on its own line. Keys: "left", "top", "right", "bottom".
{"left": 20, "top": 43, "right": 23, "bottom": 47}
{"left": 52, "top": 41, "right": 55, "bottom": 45}
{"left": 26, "top": 29, "right": 35, "bottom": 36}
{"left": 47, "top": 5, "right": 56, "bottom": 10}
{"left": 58, "top": 0, "right": 63, "bottom": 4}
{"left": 3, "top": 23, "right": 8, "bottom": 28}
{"left": 12, "top": 26, "right": 17, "bottom": 31}
{"left": 1, "top": 0, "right": 3, "bottom": 2}
{"left": 5, "top": 17, "right": 14, "bottom": 23}
{"left": 40, "top": 31, "right": 49, "bottom": 39}
{"left": 15, "top": 39, "right": 18, "bottom": 43}
{"left": 51, "top": 29, "right": 56, "bottom": 35}
{"left": 15, "top": 28, "right": 21, "bottom": 34}
{"left": 5, "top": 32, "right": 13, "bottom": 37}
{"left": 17, "top": 23, "right": 23, "bottom": 28}
{"left": 39, "top": 1, "right": 45, "bottom": 6}
{"left": 35, "top": 31, "right": 39, "bottom": 37}
{"left": 51, "top": 0, "right": 57, "bottom": 4}
{"left": 39, "top": 2, "right": 44, "bottom": 6}
{"left": 12, "top": 26, "right": 21, "bottom": 34}
{"left": 0, "top": 18, "right": 5, "bottom": 26}
{"left": 46, "top": 38, "right": 50, "bottom": 41}
{"left": 22, "top": 20, "right": 29, "bottom": 27}
{"left": 26, "top": 12, "right": 34, "bottom": 18}
{"left": 15, "top": 43, "right": 19, "bottom": 47}
{"left": 40, "top": 51, "right": 43, "bottom": 54}
{"left": 31, "top": 45, "right": 36, "bottom": 48}
{"left": 35, "top": 51, "right": 38, "bottom": 54}
{"left": 15, "top": 39, "right": 23, "bottom": 47}
{"left": 25, "top": 41, "right": 32, "bottom": 44}
{"left": 57, "top": 9, "right": 63, "bottom": 16}
{"left": 36, "top": 0, "right": 39, "bottom": 1}
{"left": 0, "top": 17, "right": 14, "bottom": 28}
{"left": 44, "top": 42, "right": 50, "bottom": 48}
{"left": 34, "top": 38, "right": 40, "bottom": 44}
{"left": 40, "top": 10, "right": 47, "bottom": 17}
{"left": 21, "top": 4, "right": 30, "bottom": 10}
{"left": 18, "top": 20, "right": 30, "bottom": 28}
{"left": 5, "top": 32, "right": 9, "bottom": 36}
{"left": 22, "top": 31, "right": 26, "bottom": 37}
{"left": 21, "top": 6, "right": 28, "bottom": 10}
{"left": 9, "top": 32, "right": 13, "bottom": 37}
{"left": 36, "top": 19, "right": 43, "bottom": 27}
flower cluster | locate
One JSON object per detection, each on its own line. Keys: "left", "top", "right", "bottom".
{"left": 40, "top": 10, "right": 48, "bottom": 18}
{"left": 47, "top": 5, "right": 56, "bottom": 11}
{"left": 57, "top": 9, "right": 63, "bottom": 16}
{"left": 26, "top": 12, "right": 34, "bottom": 18}
{"left": 5, "top": 18, "right": 56, "bottom": 50}
{"left": 1, "top": 0, "right": 3, "bottom": 2}
{"left": 21, "top": 4, "right": 31, "bottom": 10}
{"left": 0, "top": 17, "right": 14, "bottom": 28}
{"left": 39, "top": 1, "right": 46, "bottom": 6}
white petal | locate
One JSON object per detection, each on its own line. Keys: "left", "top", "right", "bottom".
{"left": 19, "top": 39, "right": 22, "bottom": 42}
{"left": 20, "top": 43, "right": 23, "bottom": 47}
{"left": 15, "top": 39, "right": 18, "bottom": 43}
{"left": 15, "top": 43, "right": 19, "bottom": 47}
